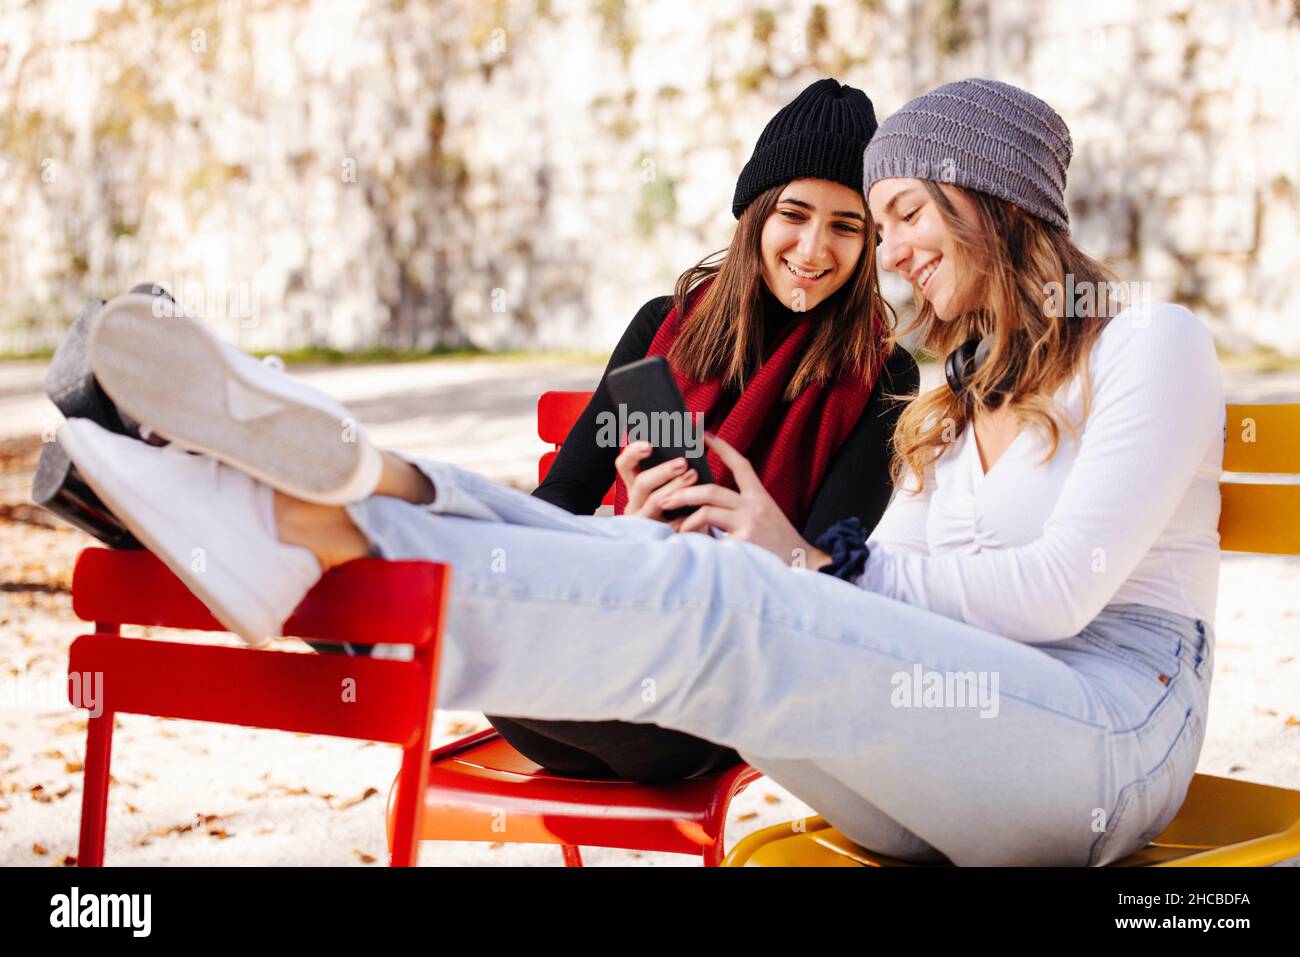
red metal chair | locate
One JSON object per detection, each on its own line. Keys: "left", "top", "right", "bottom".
{"left": 66, "top": 547, "right": 450, "bottom": 866}
{"left": 383, "top": 390, "right": 763, "bottom": 865}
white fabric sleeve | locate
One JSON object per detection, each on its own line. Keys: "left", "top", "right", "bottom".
{"left": 863, "top": 463, "right": 934, "bottom": 556}
{"left": 856, "top": 304, "right": 1223, "bottom": 643}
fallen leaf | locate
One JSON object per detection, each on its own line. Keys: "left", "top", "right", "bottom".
{"left": 125, "top": 802, "right": 140, "bottom": 815}
{"left": 64, "top": 760, "right": 83, "bottom": 774}
{"left": 763, "top": 793, "right": 781, "bottom": 804}
{"left": 242, "top": 782, "right": 321, "bottom": 801}
{"left": 445, "top": 719, "right": 482, "bottom": 736}
{"left": 1285, "top": 716, "right": 1299, "bottom": 727}
{"left": 33, "top": 843, "right": 47, "bottom": 856}
{"left": 736, "top": 811, "right": 758, "bottom": 822}
{"left": 1281, "top": 656, "right": 1295, "bottom": 665}
{"left": 1228, "top": 764, "right": 1247, "bottom": 774}
{"left": 333, "top": 787, "right": 379, "bottom": 811}
{"left": 353, "top": 850, "right": 377, "bottom": 864}
{"left": 1253, "top": 704, "right": 1278, "bottom": 717}
{"left": 134, "top": 812, "right": 229, "bottom": 846}
{"left": 254, "top": 826, "right": 275, "bottom": 835}
{"left": 53, "top": 855, "right": 77, "bottom": 866}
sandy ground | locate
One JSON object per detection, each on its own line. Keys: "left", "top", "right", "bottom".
{"left": 0, "top": 356, "right": 1296, "bottom": 867}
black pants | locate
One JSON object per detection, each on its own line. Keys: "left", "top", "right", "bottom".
{"left": 485, "top": 715, "right": 741, "bottom": 784}
{"left": 310, "top": 642, "right": 739, "bottom": 782}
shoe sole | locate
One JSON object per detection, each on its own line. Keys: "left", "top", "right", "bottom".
{"left": 56, "top": 422, "right": 277, "bottom": 646}
{"left": 88, "top": 294, "right": 381, "bottom": 505}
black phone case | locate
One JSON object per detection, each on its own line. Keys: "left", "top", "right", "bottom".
{"left": 606, "top": 356, "right": 715, "bottom": 520}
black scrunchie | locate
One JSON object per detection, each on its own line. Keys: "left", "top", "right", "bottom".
{"left": 812, "top": 516, "right": 870, "bottom": 582}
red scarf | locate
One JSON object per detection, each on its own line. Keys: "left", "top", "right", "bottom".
{"left": 613, "top": 279, "right": 882, "bottom": 530}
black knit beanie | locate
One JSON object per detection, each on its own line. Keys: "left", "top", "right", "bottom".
{"left": 731, "top": 78, "right": 879, "bottom": 219}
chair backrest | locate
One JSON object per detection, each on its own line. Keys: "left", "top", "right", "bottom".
{"left": 71, "top": 548, "right": 449, "bottom": 648}
{"left": 1219, "top": 403, "right": 1300, "bottom": 555}
{"left": 537, "top": 390, "right": 613, "bottom": 506}
{"left": 67, "top": 548, "right": 452, "bottom": 745}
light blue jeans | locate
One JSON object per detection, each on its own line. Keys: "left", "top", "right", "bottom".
{"left": 344, "top": 456, "right": 1214, "bottom": 867}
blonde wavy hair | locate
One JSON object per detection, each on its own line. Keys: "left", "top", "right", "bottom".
{"left": 888, "top": 181, "right": 1122, "bottom": 492}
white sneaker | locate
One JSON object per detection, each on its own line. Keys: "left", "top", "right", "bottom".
{"left": 87, "top": 292, "right": 382, "bottom": 506}
{"left": 57, "top": 418, "right": 322, "bottom": 648}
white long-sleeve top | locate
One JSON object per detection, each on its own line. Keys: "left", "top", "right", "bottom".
{"left": 855, "top": 302, "right": 1225, "bottom": 643}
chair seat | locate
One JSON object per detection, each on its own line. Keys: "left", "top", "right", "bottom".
{"left": 395, "top": 729, "right": 761, "bottom": 857}
{"left": 724, "top": 773, "right": 1300, "bottom": 867}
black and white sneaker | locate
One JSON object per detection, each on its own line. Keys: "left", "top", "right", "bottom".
{"left": 57, "top": 419, "right": 322, "bottom": 647}
{"left": 88, "top": 292, "right": 382, "bottom": 506}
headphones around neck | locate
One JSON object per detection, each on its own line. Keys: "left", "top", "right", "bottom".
{"left": 944, "top": 336, "right": 1017, "bottom": 406}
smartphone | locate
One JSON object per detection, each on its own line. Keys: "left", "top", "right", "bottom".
{"left": 606, "top": 356, "right": 715, "bottom": 520}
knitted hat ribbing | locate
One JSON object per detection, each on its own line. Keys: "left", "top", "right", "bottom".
{"left": 862, "top": 78, "right": 1073, "bottom": 233}
{"left": 732, "top": 78, "right": 879, "bottom": 219}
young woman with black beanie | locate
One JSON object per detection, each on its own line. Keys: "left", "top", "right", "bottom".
{"left": 486, "top": 78, "right": 918, "bottom": 783}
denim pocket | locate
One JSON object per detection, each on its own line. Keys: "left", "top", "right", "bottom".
{"left": 1087, "top": 705, "right": 1203, "bottom": 867}
{"left": 1080, "top": 630, "right": 1183, "bottom": 694}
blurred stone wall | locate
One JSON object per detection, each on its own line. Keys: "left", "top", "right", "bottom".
{"left": 1, "top": 0, "right": 1297, "bottom": 355}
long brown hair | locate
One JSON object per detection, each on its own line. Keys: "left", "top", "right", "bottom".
{"left": 890, "top": 182, "right": 1122, "bottom": 491}
{"left": 665, "top": 182, "right": 895, "bottom": 401}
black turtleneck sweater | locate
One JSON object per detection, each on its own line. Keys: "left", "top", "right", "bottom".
{"left": 532, "top": 288, "right": 920, "bottom": 542}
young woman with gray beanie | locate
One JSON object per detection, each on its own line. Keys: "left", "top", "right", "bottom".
{"left": 55, "top": 78, "right": 1223, "bottom": 865}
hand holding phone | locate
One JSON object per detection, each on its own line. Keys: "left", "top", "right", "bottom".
{"left": 606, "top": 356, "right": 715, "bottom": 521}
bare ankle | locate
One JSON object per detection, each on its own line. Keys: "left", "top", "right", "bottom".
{"left": 374, "top": 451, "right": 436, "bottom": 504}
{"left": 273, "top": 492, "right": 370, "bottom": 570}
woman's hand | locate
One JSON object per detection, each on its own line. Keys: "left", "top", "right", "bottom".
{"left": 661, "top": 433, "right": 834, "bottom": 570}
{"left": 614, "top": 441, "right": 701, "bottom": 529}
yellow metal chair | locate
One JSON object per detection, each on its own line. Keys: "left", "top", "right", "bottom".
{"left": 724, "top": 402, "right": 1300, "bottom": 867}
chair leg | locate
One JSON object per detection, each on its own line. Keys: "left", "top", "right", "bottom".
{"left": 388, "top": 745, "right": 427, "bottom": 867}
{"left": 77, "top": 710, "right": 115, "bottom": 866}
{"left": 703, "top": 839, "right": 725, "bottom": 867}
{"left": 561, "top": 844, "right": 584, "bottom": 867}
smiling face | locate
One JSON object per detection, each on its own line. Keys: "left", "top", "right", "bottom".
{"left": 759, "top": 178, "right": 867, "bottom": 312}
{"left": 867, "top": 177, "right": 980, "bottom": 321}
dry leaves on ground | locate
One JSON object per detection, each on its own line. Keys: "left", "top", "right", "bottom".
{"left": 135, "top": 812, "right": 232, "bottom": 846}
{"left": 332, "top": 786, "right": 379, "bottom": 811}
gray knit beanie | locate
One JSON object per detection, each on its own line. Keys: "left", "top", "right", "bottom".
{"left": 862, "top": 78, "right": 1073, "bottom": 233}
